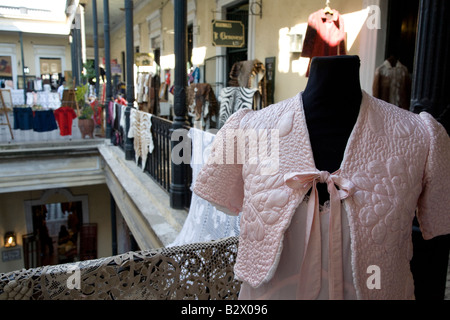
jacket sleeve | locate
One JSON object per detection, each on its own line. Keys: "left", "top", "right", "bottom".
{"left": 301, "top": 13, "right": 317, "bottom": 58}
{"left": 193, "top": 108, "right": 251, "bottom": 216}
{"left": 417, "top": 112, "right": 450, "bottom": 239}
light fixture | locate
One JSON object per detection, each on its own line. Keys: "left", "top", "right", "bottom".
{"left": 250, "top": 0, "right": 263, "bottom": 19}
{"left": 23, "top": 66, "right": 29, "bottom": 74}
{"left": 4, "top": 232, "right": 17, "bottom": 248}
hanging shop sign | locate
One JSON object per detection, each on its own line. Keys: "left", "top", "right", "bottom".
{"left": 111, "top": 62, "right": 122, "bottom": 74}
{"left": 101, "top": 58, "right": 122, "bottom": 74}
{"left": 135, "top": 53, "right": 155, "bottom": 73}
{"left": 212, "top": 20, "right": 245, "bottom": 48}
{"left": 134, "top": 53, "right": 154, "bottom": 67}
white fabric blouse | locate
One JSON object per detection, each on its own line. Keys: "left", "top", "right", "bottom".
{"left": 238, "top": 196, "right": 357, "bottom": 300}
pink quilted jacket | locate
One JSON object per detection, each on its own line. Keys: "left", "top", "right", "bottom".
{"left": 193, "top": 91, "right": 450, "bottom": 299}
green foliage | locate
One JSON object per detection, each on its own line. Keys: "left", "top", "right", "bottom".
{"left": 82, "top": 61, "right": 96, "bottom": 84}
{"left": 79, "top": 104, "right": 94, "bottom": 120}
{"left": 75, "top": 83, "right": 89, "bottom": 105}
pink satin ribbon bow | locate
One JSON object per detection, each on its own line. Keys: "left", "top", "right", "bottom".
{"left": 284, "top": 170, "right": 355, "bottom": 300}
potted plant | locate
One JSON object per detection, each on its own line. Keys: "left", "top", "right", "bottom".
{"left": 75, "top": 83, "right": 95, "bottom": 139}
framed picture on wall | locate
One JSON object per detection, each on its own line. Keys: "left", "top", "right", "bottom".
{"left": 0, "top": 56, "right": 12, "bottom": 77}
{"left": 41, "top": 62, "right": 50, "bottom": 74}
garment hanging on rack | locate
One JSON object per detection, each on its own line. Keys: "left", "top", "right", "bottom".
{"left": 187, "top": 83, "right": 218, "bottom": 130}
{"left": 128, "top": 107, "right": 138, "bottom": 140}
{"left": 107, "top": 101, "right": 114, "bottom": 126}
{"left": 128, "top": 109, "right": 154, "bottom": 170}
{"left": 54, "top": 106, "right": 77, "bottom": 136}
{"left": 32, "top": 109, "right": 58, "bottom": 132}
{"left": 13, "top": 106, "right": 58, "bottom": 132}
{"left": 188, "top": 67, "right": 200, "bottom": 85}
{"left": 13, "top": 106, "right": 34, "bottom": 130}
{"left": 301, "top": 9, "right": 346, "bottom": 77}
{"left": 136, "top": 73, "right": 147, "bottom": 104}
{"left": 228, "top": 59, "right": 265, "bottom": 89}
{"left": 88, "top": 99, "right": 102, "bottom": 126}
{"left": 372, "top": 59, "right": 411, "bottom": 111}
{"left": 217, "top": 87, "right": 260, "bottom": 129}
{"left": 119, "top": 103, "right": 127, "bottom": 130}
{"left": 139, "top": 111, "right": 154, "bottom": 168}
{"left": 148, "top": 74, "right": 160, "bottom": 115}
{"left": 228, "top": 59, "right": 267, "bottom": 108}
{"left": 129, "top": 107, "right": 140, "bottom": 159}
{"left": 142, "top": 74, "right": 150, "bottom": 103}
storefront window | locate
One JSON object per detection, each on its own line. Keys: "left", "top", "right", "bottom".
{"left": 40, "top": 57, "right": 62, "bottom": 91}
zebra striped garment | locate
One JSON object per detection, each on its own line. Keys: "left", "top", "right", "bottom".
{"left": 218, "top": 87, "right": 260, "bottom": 129}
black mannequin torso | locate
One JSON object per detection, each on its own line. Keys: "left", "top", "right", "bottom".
{"left": 302, "top": 55, "right": 362, "bottom": 203}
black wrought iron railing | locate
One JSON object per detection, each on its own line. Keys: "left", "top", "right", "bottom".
{"left": 146, "top": 117, "right": 192, "bottom": 209}
{"left": 115, "top": 113, "right": 193, "bottom": 210}
{"left": 144, "top": 116, "right": 172, "bottom": 192}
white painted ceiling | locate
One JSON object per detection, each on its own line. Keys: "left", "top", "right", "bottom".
{"left": 0, "top": 0, "right": 146, "bottom": 44}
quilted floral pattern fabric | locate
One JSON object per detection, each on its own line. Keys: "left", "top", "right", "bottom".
{"left": 193, "top": 91, "right": 450, "bottom": 299}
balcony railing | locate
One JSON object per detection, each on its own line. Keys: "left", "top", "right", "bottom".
{"left": 144, "top": 116, "right": 173, "bottom": 193}
{"left": 111, "top": 103, "right": 193, "bottom": 209}
{"left": 143, "top": 116, "right": 192, "bottom": 208}
{"left": 0, "top": 236, "right": 240, "bottom": 300}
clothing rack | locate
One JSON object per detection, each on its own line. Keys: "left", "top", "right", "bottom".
{"left": 0, "top": 89, "right": 14, "bottom": 140}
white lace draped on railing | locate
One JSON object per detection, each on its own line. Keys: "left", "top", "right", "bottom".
{"left": 170, "top": 128, "right": 240, "bottom": 247}
{"left": 0, "top": 237, "right": 240, "bottom": 300}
